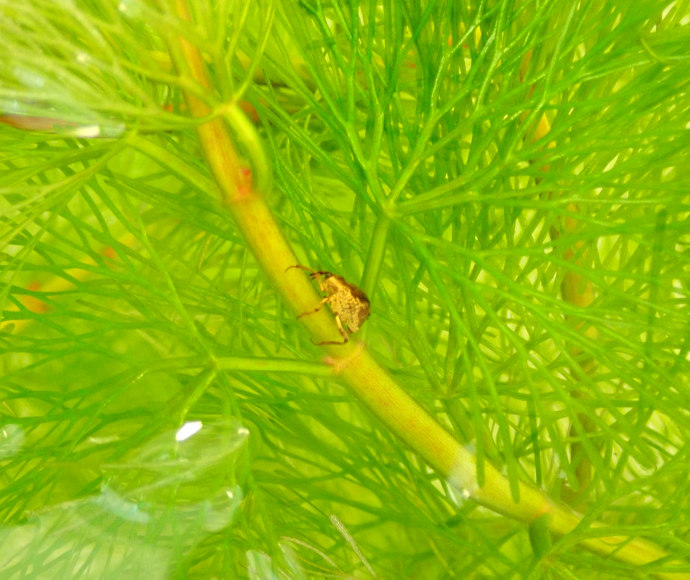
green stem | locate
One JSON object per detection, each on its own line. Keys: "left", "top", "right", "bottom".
{"left": 361, "top": 212, "right": 392, "bottom": 299}
{"left": 162, "top": 1, "right": 687, "bottom": 576}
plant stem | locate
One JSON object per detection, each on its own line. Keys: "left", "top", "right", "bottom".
{"left": 162, "top": 1, "right": 688, "bottom": 575}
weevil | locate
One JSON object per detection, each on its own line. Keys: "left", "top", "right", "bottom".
{"left": 287, "top": 265, "right": 370, "bottom": 345}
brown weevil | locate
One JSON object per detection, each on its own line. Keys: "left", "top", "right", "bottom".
{"left": 287, "top": 264, "right": 370, "bottom": 345}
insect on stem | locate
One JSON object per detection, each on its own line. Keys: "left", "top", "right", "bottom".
{"left": 286, "top": 264, "right": 370, "bottom": 345}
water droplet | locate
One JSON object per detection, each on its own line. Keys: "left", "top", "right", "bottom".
{"left": 446, "top": 445, "right": 479, "bottom": 505}
{"left": 94, "top": 485, "right": 150, "bottom": 524}
{"left": 72, "top": 125, "right": 102, "bottom": 138}
{"left": 202, "top": 485, "right": 243, "bottom": 532}
{"left": 175, "top": 420, "right": 202, "bottom": 441}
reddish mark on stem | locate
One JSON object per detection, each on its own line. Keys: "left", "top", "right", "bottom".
{"left": 236, "top": 166, "right": 253, "bottom": 199}
{"left": 102, "top": 246, "right": 117, "bottom": 260}
{"left": 24, "top": 281, "right": 49, "bottom": 314}
{"left": 238, "top": 101, "right": 260, "bottom": 123}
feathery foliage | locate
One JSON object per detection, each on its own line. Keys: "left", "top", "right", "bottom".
{"left": 1, "top": 0, "right": 689, "bottom": 578}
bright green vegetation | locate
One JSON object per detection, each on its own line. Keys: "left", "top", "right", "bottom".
{"left": 1, "top": 1, "right": 689, "bottom": 578}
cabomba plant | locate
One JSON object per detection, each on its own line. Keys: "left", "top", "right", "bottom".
{"left": 1, "top": 0, "right": 689, "bottom": 578}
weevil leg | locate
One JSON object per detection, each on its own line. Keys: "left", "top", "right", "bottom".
{"left": 297, "top": 297, "right": 329, "bottom": 319}
{"left": 312, "top": 315, "right": 349, "bottom": 346}
{"left": 334, "top": 316, "right": 349, "bottom": 342}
